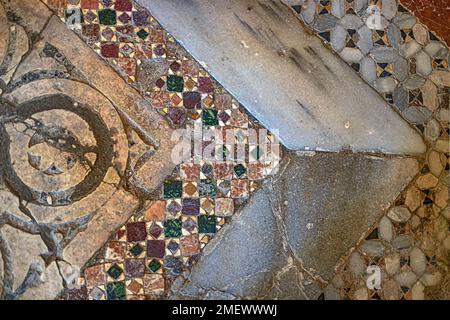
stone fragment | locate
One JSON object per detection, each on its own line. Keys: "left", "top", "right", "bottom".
{"left": 381, "top": 0, "right": 397, "bottom": 20}
{"left": 331, "top": 24, "right": 347, "bottom": 52}
{"left": 379, "top": 216, "right": 393, "bottom": 242}
{"left": 383, "top": 279, "right": 401, "bottom": 300}
{"left": 387, "top": 23, "right": 402, "bottom": 49}
{"left": 301, "top": 0, "right": 317, "bottom": 24}
{"left": 433, "top": 184, "right": 449, "bottom": 209}
{"left": 143, "top": 274, "right": 165, "bottom": 296}
{"left": 387, "top": 206, "right": 412, "bottom": 223}
{"left": 393, "top": 85, "right": 408, "bottom": 111}
{"left": 424, "top": 119, "right": 441, "bottom": 142}
{"left": 324, "top": 284, "right": 340, "bottom": 300}
{"left": 399, "top": 40, "right": 421, "bottom": 58}
{"left": 416, "top": 173, "right": 439, "bottom": 189}
{"left": 357, "top": 25, "right": 373, "bottom": 54}
{"left": 412, "top": 24, "right": 428, "bottom": 45}
{"left": 434, "top": 139, "right": 449, "bottom": 154}
{"left": 374, "top": 77, "right": 397, "bottom": 93}
{"left": 0, "top": 3, "right": 8, "bottom": 62}
{"left": 361, "top": 240, "right": 385, "bottom": 256}
{"left": 424, "top": 42, "right": 448, "bottom": 59}
{"left": 392, "top": 56, "right": 408, "bottom": 82}
{"left": 437, "top": 108, "right": 449, "bottom": 124}
{"left": 411, "top": 281, "right": 425, "bottom": 300}
{"left": 360, "top": 56, "right": 377, "bottom": 83}
{"left": 409, "top": 247, "right": 426, "bottom": 276}
{"left": 405, "top": 186, "right": 423, "bottom": 212}
{"left": 339, "top": 13, "right": 364, "bottom": 29}
{"left": 331, "top": 0, "right": 345, "bottom": 18}
{"left": 420, "top": 271, "right": 442, "bottom": 287}
{"left": 415, "top": 51, "right": 432, "bottom": 77}
{"left": 385, "top": 253, "right": 400, "bottom": 275}
{"left": 421, "top": 80, "right": 438, "bottom": 112}
{"left": 430, "top": 70, "right": 450, "bottom": 87}
{"left": 393, "top": 13, "right": 417, "bottom": 29}
{"left": 403, "top": 75, "right": 426, "bottom": 90}
{"left": 442, "top": 207, "right": 450, "bottom": 221}
{"left": 392, "top": 235, "right": 414, "bottom": 251}
{"left": 313, "top": 14, "right": 338, "bottom": 32}
{"left": 402, "top": 106, "right": 432, "bottom": 124}
{"left": 340, "top": 48, "right": 364, "bottom": 63}
{"left": 353, "top": 287, "right": 368, "bottom": 300}
{"left": 349, "top": 252, "right": 365, "bottom": 277}
{"left": 394, "top": 270, "right": 418, "bottom": 287}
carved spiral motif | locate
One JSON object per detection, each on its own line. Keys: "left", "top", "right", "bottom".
{"left": 0, "top": 94, "right": 115, "bottom": 206}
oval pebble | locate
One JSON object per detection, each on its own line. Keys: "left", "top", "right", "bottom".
{"left": 387, "top": 206, "right": 411, "bottom": 223}
{"left": 409, "top": 247, "right": 426, "bottom": 276}
{"left": 394, "top": 270, "right": 418, "bottom": 287}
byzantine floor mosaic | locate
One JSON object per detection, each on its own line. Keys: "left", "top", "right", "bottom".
{"left": 285, "top": 0, "right": 449, "bottom": 299}
{"left": 35, "top": 0, "right": 281, "bottom": 300}
{"left": 0, "top": 0, "right": 448, "bottom": 300}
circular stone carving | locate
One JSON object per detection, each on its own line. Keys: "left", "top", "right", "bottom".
{"left": 0, "top": 94, "right": 114, "bottom": 206}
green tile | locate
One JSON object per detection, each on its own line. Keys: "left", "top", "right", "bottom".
{"left": 234, "top": 164, "right": 246, "bottom": 178}
{"left": 136, "top": 29, "right": 149, "bottom": 40}
{"left": 147, "top": 259, "right": 162, "bottom": 273}
{"left": 98, "top": 9, "right": 117, "bottom": 25}
{"left": 167, "top": 75, "right": 184, "bottom": 92}
{"left": 106, "top": 282, "right": 126, "bottom": 300}
{"left": 164, "top": 219, "right": 182, "bottom": 238}
{"left": 164, "top": 180, "right": 182, "bottom": 199}
{"left": 202, "top": 109, "right": 218, "bottom": 126}
{"left": 130, "top": 244, "right": 143, "bottom": 257}
{"left": 198, "top": 215, "right": 216, "bottom": 234}
{"left": 107, "top": 264, "right": 123, "bottom": 279}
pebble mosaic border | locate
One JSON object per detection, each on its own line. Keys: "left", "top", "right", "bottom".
{"left": 285, "top": 0, "right": 449, "bottom": 300}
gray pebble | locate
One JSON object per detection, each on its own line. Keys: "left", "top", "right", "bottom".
{"left": 379, "top": 216, "right": 394, "bottom": 242}
{"left": 409, "top": 247, "right": 427, "bottom": 276}
{"left": 392, "top": 234, "right": 414, "bottom": 251}
{"left": 361, "top": 239, "right": 386, "bottom": 256}
{"left": 394, "top": 270, "right": 418, "bottom": 287}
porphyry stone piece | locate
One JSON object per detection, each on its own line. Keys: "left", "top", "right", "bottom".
{"left": 169, "top": 153, "right": 419, "bottom": 299}
{"left": 137, "top": 0, "right": 426, "bottom": 154}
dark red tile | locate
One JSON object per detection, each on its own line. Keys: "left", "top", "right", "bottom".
{"left": 126, "top": 222, "right": 147, "bottom": 242}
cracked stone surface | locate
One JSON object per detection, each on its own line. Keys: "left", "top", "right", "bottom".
{"left": 169, "top": 152, "right": 419, "bottom": 299}
{"left": 137, "top": 0, "right": 425, "bottom": 154}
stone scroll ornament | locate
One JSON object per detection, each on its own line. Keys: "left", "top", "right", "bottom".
{"left": 0, "top": 8, "right": 158, "bottom": 299}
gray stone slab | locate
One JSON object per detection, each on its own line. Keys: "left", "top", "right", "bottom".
{"left": 138, "top": 0, "right": 425, "bottom": 155}
{"left": 170, "top": 152, "right": 419, "bottom": 299}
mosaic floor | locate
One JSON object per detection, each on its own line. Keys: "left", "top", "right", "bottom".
{"left": 285, "top": 0, "right": 449, "bottom": 300}
{"left": 0, "top": 0, "right": 448, "bottom": 300}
